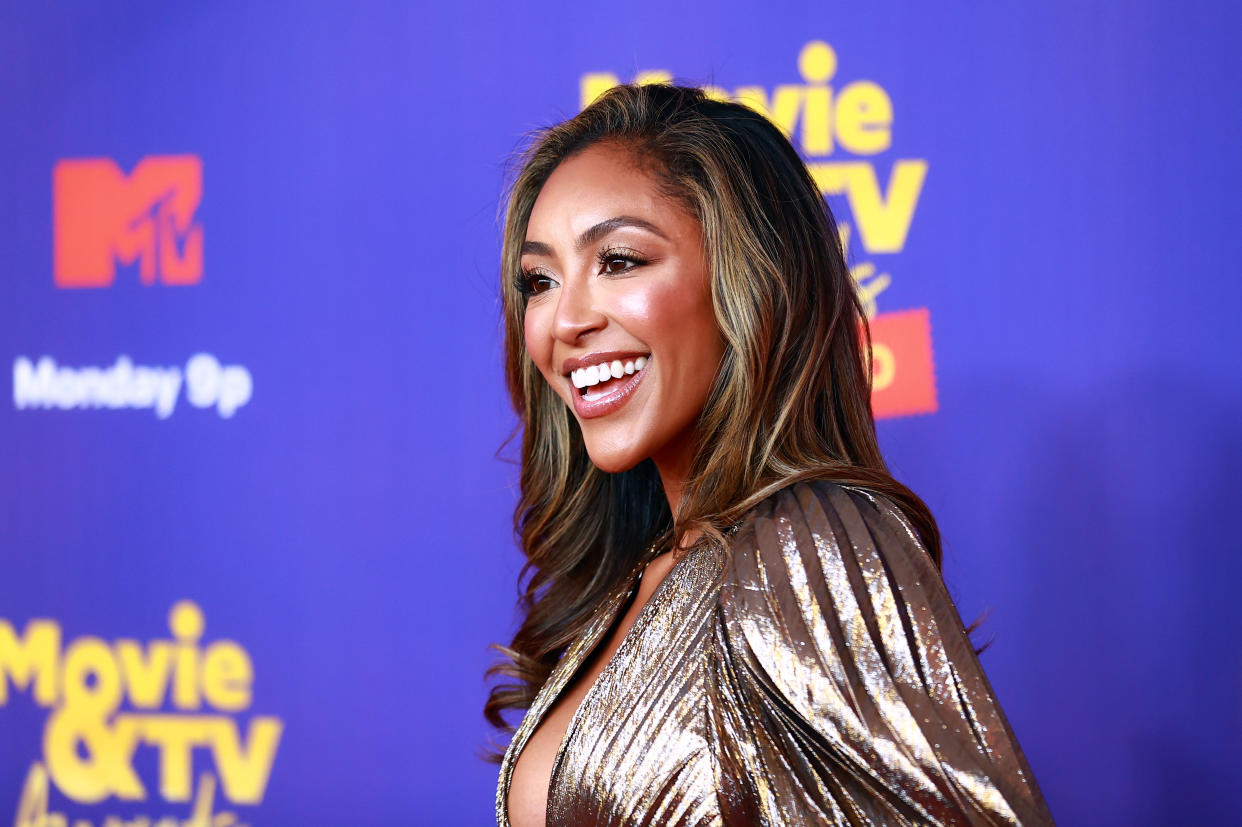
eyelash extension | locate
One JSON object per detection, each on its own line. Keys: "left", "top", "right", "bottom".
{"left": 596, "top": 247, "right": 650, "bottom": 273}
{"left": 513, "top": 267, "right": 551, "bottom": 297}
{"left": 513, "top": 247, "right": 650, "bottom": 297}
{"left": 512, "top": 271, "right": 535, "bottom": 297}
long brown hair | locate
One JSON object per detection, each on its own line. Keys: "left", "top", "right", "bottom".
{"left": 484, "top": 83, "right": 941, "bottom": 748}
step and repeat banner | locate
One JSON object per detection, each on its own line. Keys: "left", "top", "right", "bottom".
{"left": 1, "top": 2, "right": 1238, "bottom": 824}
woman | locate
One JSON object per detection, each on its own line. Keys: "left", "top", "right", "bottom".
{"left": 487, "top": 83, "right": 1052, "bottom": 826}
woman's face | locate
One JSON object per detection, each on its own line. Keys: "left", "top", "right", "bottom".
{"left": 520, "top": 142, "right": 725, "bottom": 477}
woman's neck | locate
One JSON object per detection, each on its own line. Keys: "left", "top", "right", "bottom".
{"left": 653, "top": 433, "right": 698, "bottom": 546}
{"left": 654, "top": 456, "right": 689, "bottom": 522}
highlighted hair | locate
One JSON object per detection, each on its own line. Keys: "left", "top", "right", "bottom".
{"left": 485, "top": 84, "right": 941, "bottom": 751}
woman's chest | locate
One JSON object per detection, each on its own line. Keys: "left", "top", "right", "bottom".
{"left": 506, "top": 584, "right": 649, "bottom": 827}
{"left": 546, "top": 613, "right": 719, "bottom": 826}
{"left": 500, "top": 546, "right": 729, "bottom": 827}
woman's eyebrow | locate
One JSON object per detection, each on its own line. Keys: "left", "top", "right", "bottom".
{"left": 574, "top": 216, "right": 667, "bottom": 250}
{"left": 522, "top": 215, "right": 668, "bottom": 257}
{"left": 521, "top": 240, "right": 554, "bottom": 256}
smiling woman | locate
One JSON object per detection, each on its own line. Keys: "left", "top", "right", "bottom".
{"left": 488, "top": 84, "right": 1053, "bottom": 826}
{"left": 518, "top": 145, "right": 723, "bottom": 489}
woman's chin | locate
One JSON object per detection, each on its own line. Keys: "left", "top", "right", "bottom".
{"left": 583, "top": 444, "right": 646, "bottom": 475}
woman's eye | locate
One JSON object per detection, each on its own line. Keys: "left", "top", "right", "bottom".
{"left": 603, "top": 257, "right": 631, "bottom": 274}
{"left": 598, "top": 249, "right": 647, "bottom": 275}
{"left": 514, "top": 270, "right": 556, "bottom": 297}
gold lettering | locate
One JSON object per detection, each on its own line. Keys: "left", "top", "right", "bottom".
{"left": 14, "top": 762, "right": 68, "bottom": 827}
{"left": 581, "top": 70, "right": 673, "bottom": 111}
{"left": 576, "top": 40, "right": 908, "bottom": 168}
{"left": 734, "top": 85, "right": 803, "bottom": 137}
{"left": 798, "top": 40, "right": 837, "bottom": 155}
{"left": 580, "top": 72, "right": 620, "bottom": 109}
{"left": 116, "top": 640, "right": 173, "bottom": 709}
{"left": 808, "top": 160, "right": 927, "bottom": 254}
{"left": 44, "top": 709, "right": 145, "bottom": 802}
{"left": 634, "top": 70, "right": 671, "bottom": 86}
{"left": 62, "top": 638, "right": 122, "bottom": 716}
{"left": 798, "top": 41, "right": 837, "bottom": 85}
{"left": 201, "top": 643, "right": 252, "bottom": 712}
{"left": 10, "top": 603, "right": 275, "bottom": 819}
{"left": 14, "top": 762, "right": 243, "bottom": 827}
{"left": 851, "top": 261, "right": 891, "bottom": 319}
{"left": 169, "top": 602, "right": 203, "bottom": 711}
{"left": 209, "top": 717, "right": 283, "bottom": 805}
{"left": 801, "top": 85, "right": 832, "bottom": 156}
{"left": 0, "top": 619, "right": 59, "bottom": 706}
{"left": 139, "top": 715, "right": 211, "bottom": 802}
{"left": 181, "top": 773, "right": 236, "bottom": 827}
{"left": 835, "top": 81, "right": 893, "bottom": 155}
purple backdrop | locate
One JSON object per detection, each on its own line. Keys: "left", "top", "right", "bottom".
{"left": 1, "top": 1, "right": 1239, "bottom": 823}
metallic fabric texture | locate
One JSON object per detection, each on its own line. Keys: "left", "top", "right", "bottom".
{"left": 497, "top": 480, "right": 1053, "bottom": 825}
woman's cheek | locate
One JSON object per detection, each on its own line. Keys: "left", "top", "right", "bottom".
{"left": 524, "top": 306, "right": 545, "bottom": 357}
{"left": 613, "top": 274, "right": 673, "bottom": 329}
{"left": 622, "top": 268, "right": 710, "bottom": 343}
{"left": 524, "top": 308, "right": 555, "bottom": 385}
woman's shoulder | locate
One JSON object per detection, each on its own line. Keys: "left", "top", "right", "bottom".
{"left": 726, "top": 475, "right": 931, "bottom": 573}
{"left": 712, "top": 479, "right": 1054, "bottom": 823}
{"left": 716, "top": 474, "right": 948, "bottom": 650}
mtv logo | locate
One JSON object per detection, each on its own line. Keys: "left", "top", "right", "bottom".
{"left": 53, "top": 155, "right": 203, "bottom": 288}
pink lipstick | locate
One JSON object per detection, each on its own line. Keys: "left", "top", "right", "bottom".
{"left": 566, "top": 354, "right": 650, "bottom": 419}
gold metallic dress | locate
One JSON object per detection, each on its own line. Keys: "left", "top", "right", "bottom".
{"left": 496, "top": 480, "right": 1053, "bottom": 825}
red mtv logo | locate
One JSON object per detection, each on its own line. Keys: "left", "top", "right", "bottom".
{"left": 53, "top": 155, "right": 203, "bottom": 288}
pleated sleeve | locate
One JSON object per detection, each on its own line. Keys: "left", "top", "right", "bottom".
{"left": 714, "top": 480, "right": 1053, "bottom": 826}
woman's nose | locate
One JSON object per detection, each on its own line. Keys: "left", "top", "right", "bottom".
{"left": 552, "top": 279, "right": 606, "bottom": 344}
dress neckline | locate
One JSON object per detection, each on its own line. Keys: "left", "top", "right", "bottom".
{"left": 497, "top": 546, "right": 700, "bottom": 826}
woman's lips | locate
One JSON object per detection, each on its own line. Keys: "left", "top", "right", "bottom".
{"left": 570, "top": 361, "right": 648, "bottom": 419}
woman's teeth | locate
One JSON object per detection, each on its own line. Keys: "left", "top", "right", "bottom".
{"left": 570, "top": 357, "right": 647, "bottom": 390}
